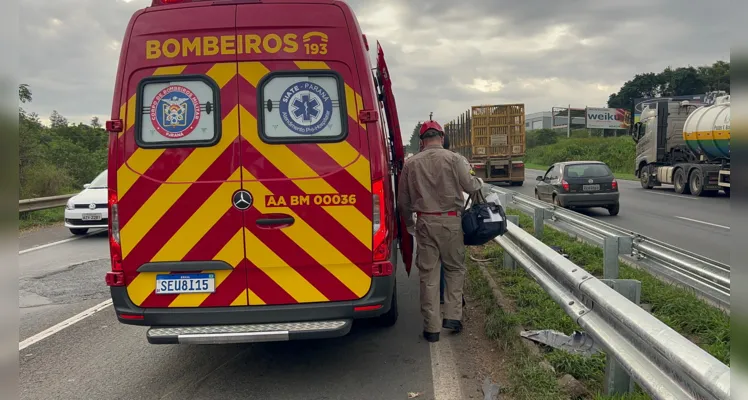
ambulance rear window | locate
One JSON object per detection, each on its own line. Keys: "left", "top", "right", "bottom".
{"left": 257, "top": 70, "right": 348, "bottom": 144}
{"left": 135, "top": 75, "right": 221, "bottom": 149}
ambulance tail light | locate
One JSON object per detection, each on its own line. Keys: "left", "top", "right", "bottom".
{"left": 105, "top": 189, "right": 125, "bottom": 287}
{"left": 372, "top": 178, "right": 389, "bottom": 264}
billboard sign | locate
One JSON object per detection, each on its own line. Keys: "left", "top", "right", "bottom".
{"left": 585, "top": 107, "right": 630, "bottom": 129}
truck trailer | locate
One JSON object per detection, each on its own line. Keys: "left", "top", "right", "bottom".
{"left": 444, "top": 104, "right": 526, "bottom": 186}
{"left": 632, "top": 91, "right": 730, "bottom": 196}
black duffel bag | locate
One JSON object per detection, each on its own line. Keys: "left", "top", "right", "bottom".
{"left": 461, "top": 189, "right": 508, "bottom": 246}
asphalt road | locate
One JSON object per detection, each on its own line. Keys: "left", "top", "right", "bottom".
{"left": 18, "top": 226, "right": 475, "bottom": 400}
{"left": 501, "top": 169, "right": 731, "bottom": 263}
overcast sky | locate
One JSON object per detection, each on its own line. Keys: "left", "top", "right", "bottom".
{"left": 20, "top": 0, "right": 729, "bottom": 139}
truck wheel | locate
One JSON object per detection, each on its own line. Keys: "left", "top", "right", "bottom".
{"left": 510, "top": 181, "right": 524, "bottom": 187}
{"left": 673, "top": 169, "right": 690, "bottom": 195}
{"left": 375, "top": 284, "right": 399, "bottom": 327}
{"left": 640, "top": 165, "right": 654, "bottom": 189}
{"left": 689, "top": 169, "right": 705, "bottom": 196}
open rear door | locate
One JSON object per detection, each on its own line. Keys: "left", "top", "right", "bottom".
{"left": 376, "top": 41, "right": 413, "bottom": 276}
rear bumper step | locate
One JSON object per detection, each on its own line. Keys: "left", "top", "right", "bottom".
{"left": 146, "top": 319, "right": 352, "bottom": 344}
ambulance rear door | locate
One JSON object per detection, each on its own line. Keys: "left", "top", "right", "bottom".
{"left": 235, "top": 2, "right": 375, "bottom": 306}
{"left": 115, "top": 3, "right": 249, "bottom": 309}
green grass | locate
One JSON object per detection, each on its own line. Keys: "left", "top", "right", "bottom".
{"left": 19, "top": 208, "right": 65, "bottom": 230}
{"left": 466, "top": 209, "right": 730, "bottom": 398}
{"left": 467, "top": 255, "right": 651, "bottom": 399}
{"left": 465, "top": 260, "right": 565, "bottom": 399}
{"left": 507, "top": 209, "right": 730, "bottom": 365}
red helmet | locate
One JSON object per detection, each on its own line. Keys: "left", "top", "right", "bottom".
{"left": 419, "top": 120, "right": 444, "bottom": 137}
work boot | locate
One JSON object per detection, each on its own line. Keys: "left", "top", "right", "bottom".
{"left": 423, "top": 331, "right": 440, "bottom": 343}
{"left": 442, "top": 319, "right": 463, "bottom": 333}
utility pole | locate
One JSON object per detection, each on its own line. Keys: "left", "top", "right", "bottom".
{"left": 567, "top": 104, "right": 571, "bottom": 138}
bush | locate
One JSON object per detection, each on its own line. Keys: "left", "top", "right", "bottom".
{"left": 21, "top": 163, "right": 73, "bottom": 198}
{"left": 525, "top": 136, "right": 635, "bottom": 173}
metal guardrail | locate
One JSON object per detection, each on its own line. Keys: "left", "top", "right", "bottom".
{"left": 19, "top": 194, "right": 75, "bottom": 213}
{"left": 464, "top": 188, "right": 731, "bottom": 399}
{"left": 489, "top": 186, "right": 730, "bottom": 310}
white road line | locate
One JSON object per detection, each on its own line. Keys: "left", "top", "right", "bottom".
{"left": 674, "top": 216, "right": 730, "bottom": 230}
{"left": 19, "top": 229, "right": 106, "bottom": 255}
{"left": 430, "top": 337, "right": 464, "bottom": 400}
{"left": 19, "top": 299, "right": 113, "bottom": 351}
{"left": 645, "top": 191, "right": 698, "bottom": 200}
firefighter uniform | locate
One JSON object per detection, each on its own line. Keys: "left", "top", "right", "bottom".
{"left": 398, "top": 135, "right": 482, "bottom": 340}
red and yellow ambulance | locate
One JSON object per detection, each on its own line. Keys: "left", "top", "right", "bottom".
{"left": 104, "top": 0, "right": 413, "bottom": 344}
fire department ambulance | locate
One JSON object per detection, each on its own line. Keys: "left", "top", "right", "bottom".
{"left": 104, "top": 0, "right": 412, "bottom": 344}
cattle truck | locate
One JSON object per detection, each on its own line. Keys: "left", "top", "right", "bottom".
{"left": 632, "top": 91, "right": 730, "bottom": 196}
{"left": 444, "top": 104, "right": 526, "bottom": 186}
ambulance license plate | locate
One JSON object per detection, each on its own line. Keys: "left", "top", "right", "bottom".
{"left": 156, "top": 273, "right": 215, "bottom": 294}
{"left": 82, "top": 213, "right": 102, "bottom": 221}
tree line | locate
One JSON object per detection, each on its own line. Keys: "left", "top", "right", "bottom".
{"left": 19, "top": 84, "right": 108, "bottom": 199}
{"left": 607, "top": 60, "right": 730, "bottom": 109}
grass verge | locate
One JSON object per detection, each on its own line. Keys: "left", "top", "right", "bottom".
{"left": 466, "top": 209, "right": 730, "bottom": 398}
{"left": 19, "top": 208, "right": 65, "bottom": 231}
{"left": 465, "top": 258, "right": 565, "bottom": 399}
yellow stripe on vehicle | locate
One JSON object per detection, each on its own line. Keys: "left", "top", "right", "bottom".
{"left": 206, "top": 62, "right": 237, "bottom": 88}
{"left": 320, "top": 143, "right": 371, "bottom": 191}
{"left": 168, "top": 228, "right": 246, "bottom": 307}
{"left": 118, "top": 149, "right": 165, "bottom": 198}
{"left": 242, "top": 169, "right": 371, "bottom": 297}
{"left": 125, "top": 273, "right": 157, "bottom": 307}
{"left": 243, "top": 228, "right": 328, "bottom": 303}
{"left": 239, "top": 107, "right": 371, "bottom": 249}
{"left": 120, "top": 106, "right": 239, "bottom": 258}
{"left": 233, "top": 289, "right": 252, "bottom": 306}
{"left": 292, "top": 61, "right": 370, "bottom": 189}
{"left": 150, "top": 169, "right": 242, "bottom": 262}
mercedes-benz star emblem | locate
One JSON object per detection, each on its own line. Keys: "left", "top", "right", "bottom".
{"left": 232, "top": 190, "right": 253, "bottom": 210}
{"left": 89, "top": 203, "right": 96, "bottom": 210}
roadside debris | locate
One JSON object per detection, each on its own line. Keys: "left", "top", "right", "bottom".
{"left": 549, "top": 245, "right": 569, "bottom": 259}
{"left": 520, "top": 329, "right": 601, "bottom": 357}
{"left": 481, "top": 376, "right": 501, "bottom": 400}
{"left": 407, "top": 392, "right": 423, "bottom": 398}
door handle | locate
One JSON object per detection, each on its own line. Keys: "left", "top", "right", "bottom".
{"left": 255, "top": 214, "right": 295, "bottom": 228}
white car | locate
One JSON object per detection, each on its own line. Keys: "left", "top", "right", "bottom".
{"left": 64, "top": 170, "right": 108, "bottom": 235}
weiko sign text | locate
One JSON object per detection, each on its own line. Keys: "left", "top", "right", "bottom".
{"left": 585, "top": 107, "right": 629, "bottom": 129}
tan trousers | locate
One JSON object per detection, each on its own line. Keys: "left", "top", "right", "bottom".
{"left": 414, "top": 215, "right": 466, "bottom": 333}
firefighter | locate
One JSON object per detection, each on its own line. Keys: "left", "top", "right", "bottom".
{"left": 398, "top": 119, "right": 483, "bottom": 342}
{"left": 438, "top": 134, "right": 473, "bottom": 306}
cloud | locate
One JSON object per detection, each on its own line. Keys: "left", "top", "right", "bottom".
{"left": 20, "top": 0, "right": 729, "bottom": 140}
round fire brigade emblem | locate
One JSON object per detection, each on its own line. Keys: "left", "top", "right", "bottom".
{"left": 279, "top": 81, "right": 333, "bottom": 135}
{"left": 150, "top": 85, "right": 201, "bottom": 139}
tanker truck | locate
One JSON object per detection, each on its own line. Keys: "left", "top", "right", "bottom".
{"left": 631, "top": 91, "right": 730, "bottom": 196}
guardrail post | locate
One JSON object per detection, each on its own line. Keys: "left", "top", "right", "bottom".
{"left": 603, "top": 236, "right": 620, "bottom": 279}
{"left": 533, "top": 208, "right": 544, "bottom": 239}
{"left": 504, "top": 215, "right": 519, "bottom": 270}
{"left": 600, "top": 278, "right": 642, "bottom": 395}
